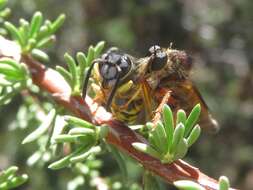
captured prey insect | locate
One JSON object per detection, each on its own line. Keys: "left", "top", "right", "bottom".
{"left": 82, "top": 47, "right": 145, "bottom": 124}
{"left": 82, "top": 46, "right": 219, "bottom": 133}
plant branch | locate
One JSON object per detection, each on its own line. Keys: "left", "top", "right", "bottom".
{"left": 0, "top": 36, "right": 237, "bottom": 190}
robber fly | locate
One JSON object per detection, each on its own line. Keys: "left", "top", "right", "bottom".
{"left": 82, "top": 46, "right": 219, "bottom": 133}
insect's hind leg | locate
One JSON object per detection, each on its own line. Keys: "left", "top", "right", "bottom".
{"left": 152, "top": 88, "right": 172, "bottom": 126}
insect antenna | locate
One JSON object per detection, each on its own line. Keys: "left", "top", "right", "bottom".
{"left": 82, "top": 59, "right": 100, "bottom": 100}
{"left": 105, "top": 66, "right": 121, "bottom": 110}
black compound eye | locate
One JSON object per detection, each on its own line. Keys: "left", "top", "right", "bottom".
{"left": 118, "top": 55, "right": 132, "bottom": 77}
{"left": 148, "top": 45, "right": 167, "bottom": 71}
{"left": 108, "top": 53, "right": 121, "bottom": 64}
{"left": 99, "top": 51, "right": 132, "bottom": 87}
{"left": 151, "top": 50, "right": 167, "bottom": 71}
{"left": 100, "top": 64, "right": 118, "bottom": 80}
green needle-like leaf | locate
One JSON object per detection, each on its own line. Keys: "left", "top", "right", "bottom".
{"left": 31, "top": 48, "right": 49, "bottom": 62}
{"left": 75, "top": 135, "right": 95, "bottom": 144}
{"left": 0, "top": 58, "right": 21, "bottom": 70}
{"left": 70, "top": 146, "right": 101, "bottom": 163}
{"left": 94, "top": 41, "right": 105, "bottom": 58}
{"left": 0, "top": 64, "right": 24, "bottom": 80}
{"left": 37, "top": 25, "right": 49, "bottom": 40}
{"left": 77, "top": 52, "right": 87, "bottom": 87}
{"left": 170, "top": 123, "right": 185, "bottom": 155}
{"left": 50, "top": 14, "right": 66, "bottom": 34}
{"left": 77, "top": 52, "right": 87, "bottom": 71}
{"left": 186, "top": 124, "right": 201, "bottom": 147}
{"left": 36, "top": 35, "right": 55, "bottom": 49}
{"left": 176, "top": 109, "right": 187, "bottom": 125}
{"left": 19, "top": 19, "right": 29, "bottom": 44}
{"left": 219, "top": 176, "right": 230, "bottom": 190}
{"left": 22, "top": 109, "right": 56, "bottom": 144}
{"left": 132, "top": 142, "right": 161, "bottom": 159}
{"left": 26, "top": 38, "right": 36, "bottom": 52}
{"left": 54, "top": 134, "right": 85, "bottom": 143}
{"left": 68, "top": 127, "right": 95, "bottom": 135}
{"left": 64, "top": 53, "right": 78, "bottom": 91}
{"left": 48, "top": 146, "right": 85, "bottom": 169}
{"left": 4, "top": 21, "right": 24, "bottom": 46}
{"left": 146, "top": 123, "right": 160, "bottom": 151}
{"left": 148, "top": 133, "right": 159, "bottom": 152}
{"left": 174, "top": 138, "right": 188, "bottom": 160}
{"left": 29, "top": 11, "right": 43, "bottom": 38}
{"left": 174, "top": 180, "right": 205, "bottom": 190}
{"left": 162, "top": 105, "right": 174, "bottom": 150}
{"left": 56, "top": 65, "right": 72, "bottom": 86}
{"left": 44, "top": 20, "right": 52, "bottom": 31}
{"left": 107, "top": 144, "right": 128, "bottom": 180}
{"left": 152, "top": 121, "right": 168, "bottom": 154}
{"left": 86, "top": 46, "right": 95, "bottom": 67}
{"left": 48, "top": 154, "right": 72, "bottom": 170}
{"left": 185, "top": 104, "right": 201, "bottom": 136}
{"left": 64, "top": 115, "right": 94, "bottom": 128}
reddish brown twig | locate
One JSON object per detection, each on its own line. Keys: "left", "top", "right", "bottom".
{"left": 0, "top": 37, "right": 237, "bottom": 190}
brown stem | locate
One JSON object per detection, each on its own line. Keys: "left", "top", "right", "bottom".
{"left": 0, "top": 37, "right": 237, "bottom": 190}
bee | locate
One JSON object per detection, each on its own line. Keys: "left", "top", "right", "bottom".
{"left": 83, "top": 46, "right": 219, "bottom": 132}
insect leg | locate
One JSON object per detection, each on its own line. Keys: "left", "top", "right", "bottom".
{"left": 152, "top": 88, "right": 172, "bottom": 126}
{"left": 82, "top": 60, "right": 99, "bottom": 100}
{"left": 105, "top": 66, "right": 121, "bottom": 110}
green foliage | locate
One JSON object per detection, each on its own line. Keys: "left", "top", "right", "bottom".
{"left": 65, "top": 157, "right": 103, "bottom": 189}
{"left": 0, "top": 166, "right": 28, "bottom": 189}
{"left": 17, "top": 99, "right": 59, "bottom": 167}
{"left": 56, "top": 41, "right": 105, "bottom": 95}
{"left": 22, "top": 109, "right": 56, "bottom": 144}
{"left": 4, "top": 11, "right": 65, "bottom": 61}
{"left": 132, "top": 104, "right": 201, "bottom": 163}
{"left": 48, "top": 115, "right": 108, "bottom": 169}
{"left": 0, "top": 0, "right": 10, "bottom": 35}
{"left": 219, "top": 176, "right": 230, "bottom": 190}
{"left": 174, "top": 176, "right": 230, "bottom": 190}
{"left": 0, "top": 58, "right": 29, "bottom": 105}
{"left": 17, "top": 98, "right": 109, "bottom": 187}
{"left": 20, "top": 110, "right": 101, "bottom": 169}
{"left": 143, "top": 171, "right": 160, "bottom": 190}
{"left": 106, "top": 144, "right": 128, "bottom": 180}
{"left": 173, "top": 180, "right": 205, "bottom": 190}
{"left": 0, "top": 1, "right": 242, "bottom": 189}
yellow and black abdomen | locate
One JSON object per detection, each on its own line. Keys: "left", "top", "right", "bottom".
{"left": 91, "top": 64, "right": 145, "bottom": 124}
{"left": 110, "top": 81, "right": 144, "bottom": 124}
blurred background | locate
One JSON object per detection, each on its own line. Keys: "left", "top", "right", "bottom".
{"left": 1, "top": 0, "right": 253, "bottom": 189}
